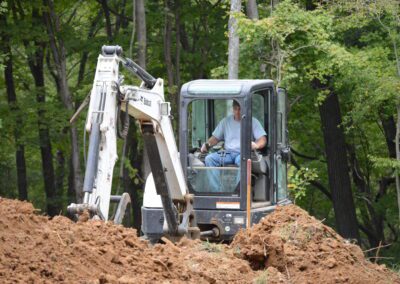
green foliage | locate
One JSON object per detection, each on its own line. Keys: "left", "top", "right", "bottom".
{"left": 0, "top": 0, "right": 231, "bottom": 213}
{"left": 369, "top": 156, "right": 400, "bottom": 171}
{"left": 210, "top": 65, "right": 228, "bottom": 79}
{"left": 232, "top": 0, "right": 400, "bottom": 266}
{"left": 288, "top": 166, "right": 318, "bottom": 202}
{"left": 235, "top": 0, "right": 338, "bottom": 85}
{"left": 123, "top": 159, "right": 140, "bottom": 186}
{"left": 0, "top": 1, "right": 7, "bottom": 14}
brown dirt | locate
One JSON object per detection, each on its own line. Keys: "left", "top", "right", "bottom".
{"left": 0, "top": 198, "right": 399, "bottom": 284}
{"left": 231, "top": 204, "right": 400, "bottom": 284}
{"left": 0, "top": 197, "right": 256, "bottom": 283}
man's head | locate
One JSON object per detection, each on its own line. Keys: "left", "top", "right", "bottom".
{"left": 232, "top": 100, "right": 241, "bottom": 121}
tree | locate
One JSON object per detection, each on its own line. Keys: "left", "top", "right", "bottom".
{"left": 228, "top": 0, "right": 241, "bottom": 79}
{"left": 246, "top": 0, "right": 258, "bottom": 20}
{"left": 236, "top": 0, "right": 360, "bottom": 240}
{"left": 314, "top": 78, "right": 360, "bottom": 241}
{"left": 363, "top": 0, "right": 400, "bottom": 225}
{"left": 43, "top": 0, "right": 83, "bottom": 202}
{"left": 22, "top": 5, "right": 58, "bottom": 215}
{"left": 0, "top": 11, "right": 28, "bottom": 201}
{"left": 127, "top": 0, "right": 147, "bottom": 231}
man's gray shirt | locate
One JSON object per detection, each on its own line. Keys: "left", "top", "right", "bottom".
{"left": 212, "top": 115, "right": 266, "bottom": 153}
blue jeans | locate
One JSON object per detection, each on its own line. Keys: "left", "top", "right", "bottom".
{"left": 205, "top": 151, "right": 241, "bottom": 167}
{"left": 204, "top": 151, "right": 240, "bottom": 192}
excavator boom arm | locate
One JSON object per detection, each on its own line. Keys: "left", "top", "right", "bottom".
{"left": 68, "top": 46, "right": 195, "bottom": 238}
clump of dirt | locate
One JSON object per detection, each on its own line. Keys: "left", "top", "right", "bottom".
{"left": 0, "top": 197, "right": 256, "bottom": 283}
{"left": 231, "top": 204, "right": 400, "bottom": 284}
{"left": 1, "top": 198, "right": 399, "bottom": 284}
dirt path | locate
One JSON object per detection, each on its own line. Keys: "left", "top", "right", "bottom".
{"left": 0, "top": 197, "right": 398, "bottom": 283}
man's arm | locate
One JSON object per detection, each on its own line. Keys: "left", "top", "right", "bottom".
{"left": 251, "top": 117, "right": 267, "bottom": 150}
{"left": 251, "top": 136, "right": 267, "bottom": 150}
{"left": 201, "top": 136, "right": 219, "bottom": 153}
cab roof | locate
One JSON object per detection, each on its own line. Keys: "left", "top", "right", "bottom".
{"left": 180, "top": 79, "right": 275, "bottom": 98}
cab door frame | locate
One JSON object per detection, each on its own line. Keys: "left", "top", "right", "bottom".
{"left": 275, "top": 88, "right": 290, "bottom": 203}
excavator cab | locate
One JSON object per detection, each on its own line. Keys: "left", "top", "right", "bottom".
{"left": 179, "top": 80, "right": 290, "bottom": 240}
{"left": 141, "top": 79, "right": 290, "bottom": 241}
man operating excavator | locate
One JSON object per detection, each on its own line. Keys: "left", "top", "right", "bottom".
{"left": 200, "top": 100, "right": 267, "bottom": 167}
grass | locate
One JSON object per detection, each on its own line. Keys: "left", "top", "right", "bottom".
{"left": 200, "top": 240, "right": 225, "bottom": 253}
{"left": 254, "top": 270, "right": 269, "bottom": 284}
{"left": 390, "top": 263, "right": 400, "bottom": 276}
{"left": 278, "top": 221, "right": 314, "bottom": 245}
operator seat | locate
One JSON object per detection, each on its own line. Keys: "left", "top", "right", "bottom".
{"left": 251, "top": 151, "right": 268, "bottom": 174}
{"left": 251, "top": 151, "right": 269, "bottom": 201}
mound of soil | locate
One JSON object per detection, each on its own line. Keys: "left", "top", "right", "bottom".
{"left": 0, "top": 198, "right": 256, "bottom": 283}
{"left": 0, "top": 197, "right": 399, "bottom": 283}
{"left": 231, "top": 205, "right": 400, "bottom": 284}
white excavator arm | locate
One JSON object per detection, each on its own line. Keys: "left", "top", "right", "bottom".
{"left": 120, "top": 81, "right": 187, "bottom": 201}
{"left": 68, "top": 46, "right": 197, "bottom": 238}
{"left": 81, "top": 51, "right": 119, "bottom": 220}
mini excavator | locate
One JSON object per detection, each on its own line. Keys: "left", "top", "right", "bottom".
{"left": 68, "top": 46, "right": 290, "bottom": 242}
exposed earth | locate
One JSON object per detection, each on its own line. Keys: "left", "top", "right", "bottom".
{"left": 0, "top": 197, "right": 399, "bottom": 283}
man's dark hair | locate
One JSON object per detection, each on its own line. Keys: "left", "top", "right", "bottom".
{"left": 232, "top": 100, "right": 240, "bottom": 108}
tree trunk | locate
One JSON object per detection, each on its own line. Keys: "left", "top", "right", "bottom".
{"left": 100, "top": 0, "right": 113, "bottom": 41}
{"left": 70, "top": 128, "right": 83, "bottom": 202}
{"left": 396, "top": 104, "right": 400, "bottom": 223}
{"left": 55, "top": 150, "right": 65, "bottom": 211}
{"left": 305, "top": 0, "right": 317, "bottom": 11}
{"left": 131, "top": 0, "right": 149, "bottom": 181}
{"left": 347, "top": 144, "right": 383, "bottom": 247}
{"left": 174, "top": 0, "right": 181, "bottom": 88}
{"left": 26, "top": 39, "right": 57, "bottom": 216}
{"left": 394, "top": 39, "right": 400, "bottom": 224}
{"left": 374, "top": 0, "right": 400, "bottom": 226}
{"left": 164, "top": 0, "right": 174, "bottom": 89}
{"left": 77, "top": 11, "right": 102, "bottom": 87}
{"left": 375, "top": 112, "right": 396, "bottom": 228}
{"left": 124, "top": 0, "right": 147, "bottom": 231}
{"left": 43, "top": 0, "right": 83, "bottom": 202}
{"left": 0, "top": 13, "right": 28, "bottom": 200}
{"left": 123, "top": 122, "right": 143, "bottom": 231}
{"left": 67, "top": 159, "right": 76, "bottom": 204}
{"left": 115, "top": 0, "right": 127, "bottom": 35}
{"left": 12, "top": 1, "right": 57, "bottom": 214}
{"left": 228, "top": 0, "right": 241, "bottom": 79}
{"left": 380, "top": 113, "right": 396, "bottom": 159}
{"left": 246, "top": 0, "right": 258, "bottom": 20}
{"left": 316, "top": 80, "right": 360, "bottom": 241}
{"left": 129, "top": 0, "right": 136, "bottom": 58}
{"left": 173, "top": 0, "right": 182, "bottom": 143}
{"left": 136, "top": 0, "right": 146, "bottom": 67}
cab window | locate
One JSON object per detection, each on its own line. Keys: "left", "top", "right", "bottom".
{"left": 187, "top": 99, "right": 241, "bottom": 195}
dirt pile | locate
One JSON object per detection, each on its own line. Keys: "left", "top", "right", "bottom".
{"left": 0, "top": 198, "right": 399, "bottom": 283}
{"left": 0, "top": 198, "right": 256, "bottom": 283}
{"left": 231, "top": 205, "right": 400, "bottom": 284}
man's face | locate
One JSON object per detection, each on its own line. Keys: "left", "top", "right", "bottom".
{"left": 233, "top": 105, "right": 241, "bottom": 120}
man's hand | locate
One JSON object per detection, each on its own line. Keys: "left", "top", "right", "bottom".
{"left": 201, "top": 143, "right": 209, "bottom": 153}
{"left": 251, "top": 141, "right": 258, "bottom": 151}
{"left": 201, "top": 137, "right": 218, "bottom": 153}
{"left": 253, "top": 136, "right": 267, "bottom": 151}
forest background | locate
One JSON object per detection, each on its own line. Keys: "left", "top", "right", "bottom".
{"left": 1, "top": 0, "right": 400, "bottom": 270}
